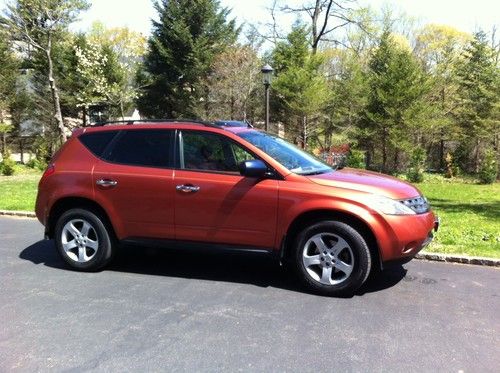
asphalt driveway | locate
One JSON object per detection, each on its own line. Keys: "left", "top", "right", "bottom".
{"left": 0, "top": 216, "right": 499, "bottom": 372}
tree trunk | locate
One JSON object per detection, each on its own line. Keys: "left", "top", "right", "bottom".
{"left": 0, "top": 110, "right": 5, "bottom": 156}
{"left": 365, "top": 146, "right": 372, "bottom": 169}
{"left": 19, "top": 137, "right": 24, "bottom": 164}
{"left": 302, "top": 116, "right": 308, "bottom": 150}
{"left": 382, "top": 127, "right": 387, "bottom": 173}
{"left": 438, "top": 86, "right": 447, "bottom": 171}
{"left": 311, "top": 0, "right": 320, "bottom": 55}
{"left": 439, "top": 132, "right": 445, "bottom": 171}
{"left": 393, "top": 149, "right": 399, "bottom": 173}
{"left": 230, "top": 93, "right": 235, "bottom": 120}
{"left": 1, "top": 132, "right": 5, "bottom": 156}
{"left": 474, "top": 138, "right": 480, "bottom": 173}
{"left": 120, "top": 100, "right": 125, "bottom": 121}
{"left": 46, "top": 39, "right": 66, "bottom": 143}
{"left": 82, "top": 105, "right": 87, "bottom": 126}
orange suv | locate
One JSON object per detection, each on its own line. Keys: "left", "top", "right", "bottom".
{"left": 35, "top": 120, "right": 438, "bottom": 296}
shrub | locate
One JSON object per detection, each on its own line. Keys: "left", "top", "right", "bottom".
{"left": 406, "top": 147, "right": 426, "bottom": 183}
{"left": 26, "top": 157, "right": 47, "bottom": 171}
{"left": 444, "top": 152, "right": 460, "bottom": 178}
{"left": 32, "top": 136, "right": 51, "bottom": 167}
{"left": 346, "top": 149, "right": 366, "bottom": 169}
{"left": 26, "top": 157, "right": 37, "bottom": 169}
{"left": 478, "top": 149, "right": 498, "bottom": 184}
{"left": 28, "top": 137, "right": 51, "bottom": 171}
{"left": 0, "top": 155, "right": 16, "bottom": 176}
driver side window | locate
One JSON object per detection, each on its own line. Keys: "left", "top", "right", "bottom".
{"left": 181, "top": 131, "right": 254, "bottom": 173}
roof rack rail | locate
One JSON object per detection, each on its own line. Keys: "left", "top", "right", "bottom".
{"left": 89, "top": 118, "right": 221, "bottom": 128}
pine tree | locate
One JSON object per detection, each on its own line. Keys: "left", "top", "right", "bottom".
{"left": 455, "top": 31, "right": 500, "bottom": 173}
{"left": 271, "top": 24, "right": 329, "bottom": 149}
{"left": 414, "top": 24, "right": 470, "bottom": 170}
{"left": 362, "top": 30, "right": 430, "bottom": 172}
{"left": 323, "top": 48, "right": 369, "bottom": 151}
{"left": 137, "top": 0, "right": 238, "bottom": 118}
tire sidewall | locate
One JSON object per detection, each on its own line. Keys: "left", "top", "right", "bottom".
{"left": 54, "top": 208, "right": 113, "bottom": 271}
{"left": 293, "top": 221, "right": 371, "bottom": 296}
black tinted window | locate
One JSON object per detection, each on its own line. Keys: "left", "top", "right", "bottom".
{"left": 79, "top": 131, "right": 118, "bottom": 157}
{"left": 106, "top": 130, "right": 173, "bottom": 168}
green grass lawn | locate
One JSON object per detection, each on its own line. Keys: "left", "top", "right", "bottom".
{"left": 416, "top": 174, "right": 500, "bottom": 258}
{"left": 0, "top": 166, "right": 41, "bottom": 211}
{"left": 1, "top": 167, "right": 499, "bottom": 258}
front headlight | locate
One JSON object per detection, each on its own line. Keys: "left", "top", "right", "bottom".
{"left": 369, "top": 195, "right": 416, "bottom": 215}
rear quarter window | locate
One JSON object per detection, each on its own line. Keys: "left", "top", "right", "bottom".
{"left": 79, "top": 131, "right": 118, "bottom": 157}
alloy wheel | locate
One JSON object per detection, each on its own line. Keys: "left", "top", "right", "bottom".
{"left": 302, "top": 232, "right": 354, "bottom": 285}
{"left": 61, "top": 219, "right": 99, "bottom": 263}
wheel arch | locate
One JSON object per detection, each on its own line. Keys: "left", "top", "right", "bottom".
{"left": 47, "top": 197, "right": 117, "bottom": 241}
{"left": 280, "top": 209, "right": 382, "bottom": 270}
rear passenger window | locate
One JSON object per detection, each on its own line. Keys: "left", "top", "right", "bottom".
{"left": 105, "top": 130, "right": 173, "bottom": 168}
{"left": 79, "top": 131, "right": 118, "bottom": 157}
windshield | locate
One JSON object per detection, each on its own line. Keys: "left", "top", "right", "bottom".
{"left": 238, "top": 131, "right": 333, "bottom": 175}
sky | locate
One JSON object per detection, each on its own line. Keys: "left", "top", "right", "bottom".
{"left": 0, "top": 0, "right": 498, "bottom": 36}
{"left": 66, "top": 0, "right": 499, "bottom": 36}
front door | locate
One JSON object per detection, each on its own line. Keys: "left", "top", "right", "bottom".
{"left": 173, "top": 130, "right": 279, "bottom": 248}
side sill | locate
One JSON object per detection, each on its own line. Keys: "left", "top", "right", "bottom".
{"left": 120, "top": 237, "right": 278, "bottom": 257}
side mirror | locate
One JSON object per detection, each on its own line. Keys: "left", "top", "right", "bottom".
{"left": 239, "top": 159, "right": 268, "bottom": 178}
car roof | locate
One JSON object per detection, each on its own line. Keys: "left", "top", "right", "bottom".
{"left": 214, "top": 120, "right": 250, "bottom": 127}
{"left": 75, "top": 120, "right": 259, "bottom": 136}
{"left": 91, "top": 119, "right": 220, "bottom": 128}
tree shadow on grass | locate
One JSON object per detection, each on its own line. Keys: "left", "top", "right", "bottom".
{"left": 429, "top": 199, "right": 500, "bottom": 220}
{"left": 20, "top": 239, "right": 407, "bottom": 298}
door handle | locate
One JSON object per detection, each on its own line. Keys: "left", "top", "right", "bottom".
{"left": 96, "top": 179, "right": 118, "bottom": 187}
{"left": 176, "top": 184, "right": 200, "bottom": 193}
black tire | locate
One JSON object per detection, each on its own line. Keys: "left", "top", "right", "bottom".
{"left": 54, "top": 208, "right": 114, "bottom": 271}
{"left": 292, "top": 220, "right": 371, "bottom": 296}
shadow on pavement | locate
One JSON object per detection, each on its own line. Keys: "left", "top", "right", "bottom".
{"left": 20, "top": 239, "right": 407, "bottom": 297}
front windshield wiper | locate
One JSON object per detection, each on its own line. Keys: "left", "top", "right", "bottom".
{"left": 301, "top": 169, "right": 332, "bottom": 176}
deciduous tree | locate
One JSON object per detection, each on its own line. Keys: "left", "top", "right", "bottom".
{"left": 0, "top": 31, "right": 19, "bottom": 154}
{"left": 203, "top": 44, "right": 261, "bottom": 121}
{"left": 0, "top": 0, "right": 90, "bottom": 143}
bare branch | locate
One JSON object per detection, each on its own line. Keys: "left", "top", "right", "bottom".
{"left": 321, "top": 21, "right": 351, "bottom": 37}
{"left": 313, "top": 0, "right": 335, "bottom": 51}
{"left": 320, "top": 37, "right": 352, "bottom": 50}
{"left": 11, "top": 8, "right": 45, "bottom": 51}
{"left": 280, "top": 5, "right": 317, "bottom": 13}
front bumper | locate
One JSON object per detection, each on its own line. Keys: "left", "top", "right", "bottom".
{"left": 412, "top": 216, "right": 439, "bottom": 252}
{"left": 380, "top": 214, "right": 439, "bottom": 266}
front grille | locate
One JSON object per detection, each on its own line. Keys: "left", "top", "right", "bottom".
{"left": 400, "top": 196, "right": 429, "bottom": 214}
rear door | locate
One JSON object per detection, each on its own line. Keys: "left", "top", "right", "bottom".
{"left": 173, "top": 130, "right": 279, "bottom": 248}
{"left": 92, "top": 129, "right": 175, "bottom": 240}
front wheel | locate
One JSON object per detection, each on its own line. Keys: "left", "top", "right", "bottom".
{"left": 54, "top": 208, "right": 114, "bottom": 271}
{"left": 293, "top": 221, "right": 372, "bottom": 296}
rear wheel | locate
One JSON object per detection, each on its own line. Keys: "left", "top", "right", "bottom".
{"left": 293, "top": 221, "right": 371, "bottom": 296}
{"left": 54, "top": 208, "right": 114, "bottom": 271}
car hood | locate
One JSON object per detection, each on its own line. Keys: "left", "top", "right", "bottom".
{"left": 307, "top": 168, "right": 421, "bottom": 200}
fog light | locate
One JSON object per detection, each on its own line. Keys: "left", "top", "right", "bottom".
{"left": 402, "top": 241, "right": 418, "bottom": 254}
